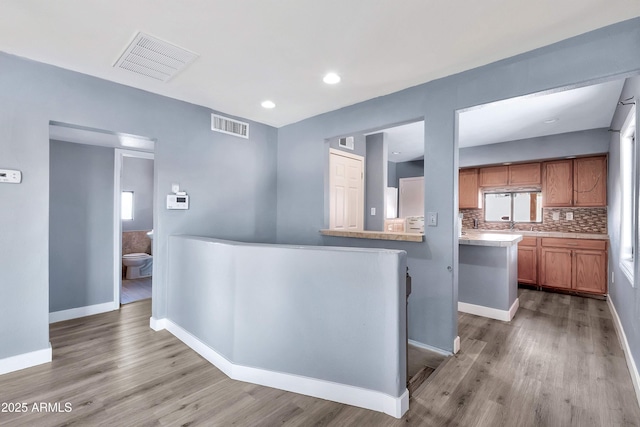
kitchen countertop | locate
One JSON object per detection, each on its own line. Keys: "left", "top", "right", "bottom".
{"left": 459, "top": 232, "right": 523, "bottom": 247}
{"left": 320, "top": 229, "right": 424, "bottom": 242}
{"left": 462, "top": 229, "right": 609, "bottom": 240}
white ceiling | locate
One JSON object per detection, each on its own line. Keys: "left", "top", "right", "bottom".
{"left": 381, "top": 78, "right": 625, "bottom": 161}
{"left": 1, "top": 1, "right": 638, "bottom": 128}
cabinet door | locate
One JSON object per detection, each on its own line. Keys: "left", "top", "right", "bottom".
{"left": 509, "top": 163, "right": 541, "bottom": 186}
{"left": 517, "top": 246, "right": 537, "bottom": 284}
{"left": 574, "top": 249, "right": 607, "bottom": 294}
{"left": 540, "top": 247, "right": 572, "bottom": 289}
{"left": 573, "top": 156, "right": 607, "bottom": 207}
{"left": 459, "top": 169, "right": 481, "bottom": 209}
{"left": 479, "top": 166, "right": 508, "bottom": 187}
{"left": 543, "top": 160, "right": 573, "bottom": 207}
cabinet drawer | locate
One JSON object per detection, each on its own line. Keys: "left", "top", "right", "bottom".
{"left": 541, "top": 238, "right": 606, "bottom": 251}
{"left": 519, "top": 236, "right": 537, "bottom": 247}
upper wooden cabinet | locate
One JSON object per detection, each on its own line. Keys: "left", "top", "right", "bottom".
{"left": 573, "top": 156, "right": 607, "bottom": 207}
{"left": 542, "top": 160, "right": 573, "bottom": 207}
{"left": 459, "top": 168, "right": 481, "bottom": 209}
{"left": 542, "top": 156, "right": 607, "bottom": 207}
{"left": 509, "top": 163, "right": 541, "bottom": 186}
{"left": 479, "top": 163, "right": 541, "bottom": 187}
{"left": 479, "top": 166, "right": 508, "bottom": 187}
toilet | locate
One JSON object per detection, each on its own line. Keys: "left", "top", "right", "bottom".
{"left": 122, "top": 253, "right": 153, "bottom": 279}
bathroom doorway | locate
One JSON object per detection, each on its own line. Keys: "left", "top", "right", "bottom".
{"left": 115, "top": 149, "right": 155, "bottom": 305}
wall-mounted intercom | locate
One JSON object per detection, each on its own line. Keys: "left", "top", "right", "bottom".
{"left": 0, "top": 169, "right": 22, "bottom": 184}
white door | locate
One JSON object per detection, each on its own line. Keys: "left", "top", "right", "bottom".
{"left": 329, "top": 150, "right": 364, "bottom": 230}
{"left": 399, "top": 177, "right": 424, "bottom": 218}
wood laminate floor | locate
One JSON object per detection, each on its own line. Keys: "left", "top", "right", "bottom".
{"left": 121, "top": 277, "right": 152, "bottom": 304}
{"left": 1, "top": 289, "right": 638, "bottom": 426}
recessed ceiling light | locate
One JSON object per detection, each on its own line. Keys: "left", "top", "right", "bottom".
{"left": 261, "top": 100, "right": 276, "bottom": 109}
{"left": 392, "top": 151, "right": 401, "bottom": 155}
{"left": 543, "top": 118, "right": 559, "bottom": 124}
{"left": 323, "top": 72, "right": 341, "bottom": 84}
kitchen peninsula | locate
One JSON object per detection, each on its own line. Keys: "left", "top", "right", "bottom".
{"left": 458, "top": 232, "right": 522, "bottom": 321}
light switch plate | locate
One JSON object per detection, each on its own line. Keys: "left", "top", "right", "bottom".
{"left": 171, "top": 183, "right": 180, "bottom": 193}
{"left": 427, "top": 212, "right": 438, "bottom": 226}
{"left": 370, "top": 207, "right": 376, "bottom": 216}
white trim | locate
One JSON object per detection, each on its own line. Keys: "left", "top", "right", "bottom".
{"left": 458, "top": 298, "right": 519, "bottom": 322}
{"left": 149, "top": 317, "right": 167, "bottom": 331}
{"left": 0, "top": 343, "right": 52, "bottom": 375}
{"left": 453, "top": 336, "right": 461, "bottom": 354}
{"left": 608, "top": 296, "right": 640, "bottom": 409}
{"left": 408, "top": 339, "right": 452, "bottom": 356}
{"left": 162, "top": 319, "right": 409, "bottom": 418}
{"left": 114, "top": 149, "right": 155, "bottom": 307}
{"left": 49, "top": 301, "right": 118, "bottom": 323}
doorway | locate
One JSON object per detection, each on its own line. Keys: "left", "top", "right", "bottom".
{"left": 115, "top": 149, "right": 155, "bottom": 305}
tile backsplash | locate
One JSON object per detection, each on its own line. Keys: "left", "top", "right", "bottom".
{"left": 460, "top": 207, "right": 607, "bottom": 234}
{"left": 122, "top": 230, "right": 152, "bottom": 255}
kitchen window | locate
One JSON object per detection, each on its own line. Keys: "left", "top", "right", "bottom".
{"left": 485, "top": 192, "right": 542, "bottom": 223}
{"left": 620, "top": 105, "right": 636, "bottom": 285}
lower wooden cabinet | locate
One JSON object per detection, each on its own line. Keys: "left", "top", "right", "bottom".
{"left": 517, "top": 236, "right": 537, "bottom": 285}
{"left": 539, "top": 238, "right": 607, "bottom": 295}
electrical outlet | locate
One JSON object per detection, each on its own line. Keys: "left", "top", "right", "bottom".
{"left": 566, "top": 212, "right": 574, "bottom": 220}
{"left": 552, "top": 211, "right": 560, "bottom": 221}
{"left": 370, "top": 207, "right": 376, "bottom": 216}
{"left": 171, "top": 183, "right": 180, "bottom": 193}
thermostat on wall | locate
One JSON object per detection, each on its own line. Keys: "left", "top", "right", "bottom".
{"left": 0, "top": 169, "right": 22, "bottom": 184}
{"left": 167, "top": 193, "right": 189, "bottom": 210}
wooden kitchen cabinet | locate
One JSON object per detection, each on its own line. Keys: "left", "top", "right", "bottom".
{"left": 517, "top": 236, "right": 537, "bottom": 285}
{"left": 509, "top": 163, "right": 541, "bottom": 186}
{"left": 542, "top": 159, "right": 573, "bottom": 207}
{"left": 539, "top": 238, "right": 607, "bottom": 295}
{"left": 573, "top": 156, "right": 607, "bottom": 207}
{"left": 542, "top": 156, "right": 607, "bottom": 207}
{"left": 459, "top": 168, "right": 481, "bottom": 209}
{"left": 479, "top": 166, "right": 508, "bottom": 187}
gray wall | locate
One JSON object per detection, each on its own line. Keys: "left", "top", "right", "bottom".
{"left": 168, "top": 235, "right": 407, "bottom": 400}
{"left": 387, "top": 161, "right": 397, "bottom": 188}
{"left": 276, "top": 18, "right": 640, "bottom": 352}
{"left": 0, "top": 52, "right": 277, "bottom": 360}
{"left": 328, "top": 134, "right": 366, "bottom": 158}
{"left": 49, "top": 140, "right": 114, "bottom": 312}
{"left": 122, "top": 156, "right": 154, "bottom": 232}
{"left": 365, "top": 133, "right": 387, "bottom": 231}
{"left": 460, "top": 128, "right": 611, "bottom": 167}
{"left": 607, "top": 75, "right": 640, "bottom": 376}
{"left": 395, "top": 160, "right": 424, "bottom": 188}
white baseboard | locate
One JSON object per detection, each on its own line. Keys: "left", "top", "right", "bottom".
{"left": 49, "top": 301, "right": 118, "bottom": 323}
{"left": 0, "top": 343, "right": 52, "bottom": 375}
{"left": 163, "top": 319, "right": 409, "bottom": 418}
{"left": 453, "top": 336, "right": 461, "bottom": 354}
{"left": 149, "top": 317, "right": 167, "bottom": 331}
{"left": 458, "top": 298, "right": 519, "bottom": 322}
{"left": 608, "top": 296, "right": 640, "bottom": 409}
{"left": 408, "top": 339, "right": 452, "bottom": 356}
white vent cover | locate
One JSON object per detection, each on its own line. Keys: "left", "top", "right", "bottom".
{"left": 114, "top": 32, "right": 198, "bottom": 82}
{"left": 211, "top": 114, "right": 249, "bottom": 139}
{"left": 338, "top": 136, "right": 354, "bottom": 150}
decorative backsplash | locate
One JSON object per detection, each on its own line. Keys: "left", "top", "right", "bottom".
{"left": 460, "top": 207, "right": 607, "bottom": 234}
{"left": 122, "top": 230, "right": 152, "bottom": 255}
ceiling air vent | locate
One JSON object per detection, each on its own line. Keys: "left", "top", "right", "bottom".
{"left": 211, "top": 114, "right": 249, "bottom": 139}
{"left": 114, "top": 32, "right": 198, "bottom": 82}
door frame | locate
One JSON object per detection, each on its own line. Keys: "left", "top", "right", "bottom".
{"left": 113, "top": 149, "right": 155, "bottom": 306}
{"left": 328, "top": 148, "right": 365, "bottom": 230}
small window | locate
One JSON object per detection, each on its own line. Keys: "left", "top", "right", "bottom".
{"left": 121, "top": 191, "right": 134, "bottom": 220}
{"left": 485, "top": 191, "right": 542, "bottom": 223}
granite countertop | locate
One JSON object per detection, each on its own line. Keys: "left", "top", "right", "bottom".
{"left": 320, "top": 229, "right": 424, "bottom": 242}
{"left": 462, "top": 229, "right": 609, "bottom": 240}
{"left": 459, "top": 232, "right": 523, "bottom": 247}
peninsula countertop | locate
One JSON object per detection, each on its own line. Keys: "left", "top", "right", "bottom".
{"left": 458, "top": 232, "right": 523, "bottom": 247}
